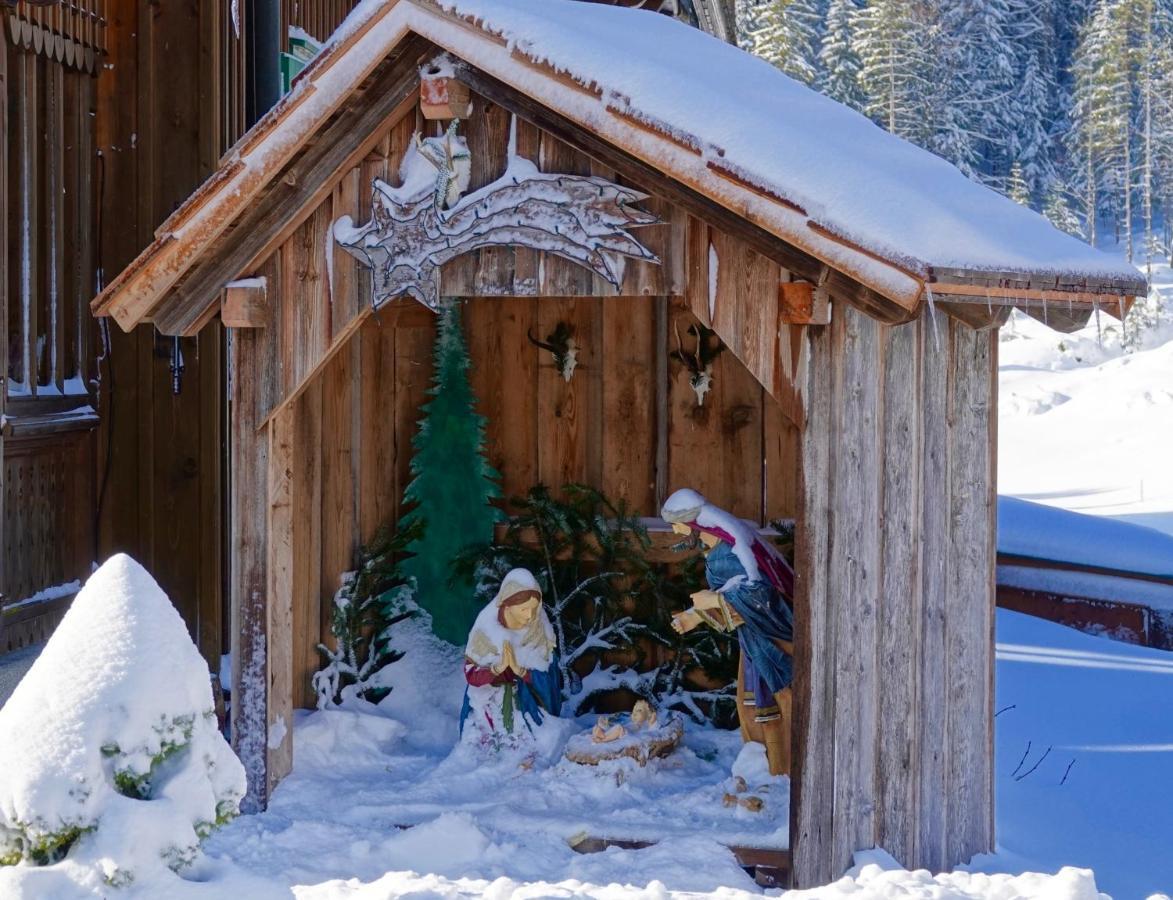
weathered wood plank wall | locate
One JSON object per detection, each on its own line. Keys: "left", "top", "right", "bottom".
{"left": 94, "top": 0, "right": 224, "bottom": 665}
{"left": 791, "top": 306, "right": 997, "bottom": 884}
{"left": 1, "top": 34, "right": 99, "bottom": 644}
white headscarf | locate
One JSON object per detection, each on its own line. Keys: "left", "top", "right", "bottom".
{"left": 465, "top": 568, "right": 556, "bottom": 670}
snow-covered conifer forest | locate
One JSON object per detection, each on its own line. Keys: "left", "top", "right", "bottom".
{"left": 737, "top": 0, "right": 1173, "bottom": 267}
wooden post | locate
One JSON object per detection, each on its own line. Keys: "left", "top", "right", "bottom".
{"left": 229, "top": 328, "right": 272, "bottom": 812}
{"left": 653, "top": 295, "right": 669, "bottom": 509}
{"left": 266, "top": 403, "right": 295, "bottom": 793}
{"left": 16, "top": 52, "right": 38, "bottom": 395}
{"left": 792, "top": 306, "right": 995, "bottom": 882}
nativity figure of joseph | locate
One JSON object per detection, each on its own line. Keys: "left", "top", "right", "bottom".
{"left": 459, "top": 568, "right": 562, "bottom": 751}
{"left": 662, "top": 488, "right": 795, "bottom": 775}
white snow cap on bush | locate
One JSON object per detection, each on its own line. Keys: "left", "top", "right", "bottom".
{"left": 0, "top": 553, "right": 245, "bottom": 882}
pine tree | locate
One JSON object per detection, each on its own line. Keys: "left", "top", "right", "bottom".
{"left": 1008, "top": 162, "right": 1032, "bottom": 205}
{"left": 1069, "top": 0, "right": 1130, "bottom": 245}
{"left": 1044, "top": 187, "right": 1087, "bottom": 237}
{"left": 853, "top": 0, "right": 936, "bottom": 143}
{"left": 818, "top": 0, "right": 865, "bottom": 109}
{"left": 399, "top": 302, "right": 501, "bottom": 644}
{"left": 746, "top": 0, "right": 824, "bottom": 83}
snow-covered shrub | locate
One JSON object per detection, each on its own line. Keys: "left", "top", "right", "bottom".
{"left": 0, "top": 554, "right": 245, "bottom": 885}
{"left": 313, "top": 523, "right": 419, "bottom": 708}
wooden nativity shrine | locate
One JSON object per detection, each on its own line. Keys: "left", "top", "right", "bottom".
{"left": 90, "top": 0, "right": 1146, "bottom": 888}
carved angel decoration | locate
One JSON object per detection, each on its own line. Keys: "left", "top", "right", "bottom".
{"left": 333, "top": 119, "right": 660, "bottom": 310}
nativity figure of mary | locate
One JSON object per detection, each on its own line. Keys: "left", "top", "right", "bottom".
{"left": 661, "top": 488, "right": 796, "bottom": 776}
{"left": 459, "top": 568, "right": 563, "bottom": 753}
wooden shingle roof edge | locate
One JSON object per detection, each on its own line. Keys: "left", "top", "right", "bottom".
{"left": 90, "top": 0, "right": 1147, "bottom": 336}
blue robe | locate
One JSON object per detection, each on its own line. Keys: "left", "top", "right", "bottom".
{"left": 459, "top": 658, "right": 562, "bottom": 736}
{"left": 704, "top": 542, "right": 794, "bottom": 711}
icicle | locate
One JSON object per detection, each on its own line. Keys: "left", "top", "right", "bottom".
{"left": 507, "top": 112, "right": 518, "bottom": 162}
{"left": 324, "top": 215, "right": 335, "bottom": 309}
{"left": 925, "top": 284, "right": 940, "bottom": 350}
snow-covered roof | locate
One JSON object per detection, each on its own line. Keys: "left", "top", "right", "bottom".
{"left": 432, "top": 0, "right": 1142, "bottom": 289}
{"left": 91, "top": 0, "right": 1146, "bottom": 334}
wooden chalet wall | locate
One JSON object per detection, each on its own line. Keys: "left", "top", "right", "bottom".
{"left": 1, "top": 5, "right": 103, "bottom": 650}
{"left": 92, "top": 0, "right": 241, "bottom": 666}
{"left": 85, "top": 0, "right": 362, "bottom": 667}
{"left": 226, "top": 92, "right": 803, "bottom": 807}
{"left": 792, "top": 307, "right": 997, "bottom": 883}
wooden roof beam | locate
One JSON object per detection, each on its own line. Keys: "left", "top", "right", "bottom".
{"left": 453, "top": 61, "right": 916, "bottom": 326}
{"left": 222, "top": 278, "right": 269, "bottom": 328}
{"left": 928, "top": 265, "right": 1147, "bottom": 298}
{"left": 152, "top": 38, "right": 427, "bottom": 336}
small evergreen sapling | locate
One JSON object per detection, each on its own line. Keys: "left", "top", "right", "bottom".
{"left": 399, "top": 302, "right": 502, "bottom": 644}
{"left": 313, "top": 522, "right": 420, "bottom": 707}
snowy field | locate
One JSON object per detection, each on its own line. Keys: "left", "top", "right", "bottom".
{"left": 998, "top": 259, "right": 1173, "bottom": 537}
{"left": 210, "top": 612, "right": 1173, "bottom": 900}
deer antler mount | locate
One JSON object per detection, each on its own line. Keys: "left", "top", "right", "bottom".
{"left": 672, "top": 321, "right": 724, "bottom": 406}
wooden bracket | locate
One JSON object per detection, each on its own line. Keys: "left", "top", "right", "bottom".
{"left": 420, "top": 66, "right": 472, "bottom": 120}
{"left": 222, "top": 277, "right": 269, "bottom": 328}
{"left": 779, "top": 279, "right": 830, "bottom": 325}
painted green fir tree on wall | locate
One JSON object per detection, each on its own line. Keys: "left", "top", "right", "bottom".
{"left": 400, "top": 301, "right": 501, "bottom": 644}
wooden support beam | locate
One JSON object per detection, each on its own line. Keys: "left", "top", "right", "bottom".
{"left": 0, "top": 43, "right": 7, "bottom": 627}
{"left": 928, "top": 280, "right": 1137, "bottom": 312}
{"left": 780, "top": 280, "right": 830, "bottom": 325}
{"left": 229, "top": 329, "right": 272, "bottom": 812}
{"left": 222, "top": 278, "right": 270, "bottom": 328}
{"left": 150, "top": 36, "right": 427, "bottom": 337}
{"left": 266, "top": 404, "right": 295, "bottom": 794}
{"left": 1023, "top": 304, "right": 1094, "bottom": 334}
{"left": 936, "top": 301, "right": 1012, "bottom": 331}
{"left": 454, "top": 63, "right": 913, "bottom": 326}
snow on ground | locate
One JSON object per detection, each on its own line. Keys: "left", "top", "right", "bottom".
{"left": 977, "top": 611, "right": 1173, "bottom": 899}
{"left": 2, "top": 606, "right": 1140, "bottom": 898}
{"left": 199, "top": 614, "right": 1142, "bottom": 900}
{"left": 203, "top": 616, "right": 788, "bottom": 896}
{"left": 990, "top": 251, "right": 1173, "bottom": 899}
{"left": 998, "top": 258, "right": 1173, "bottom": 537}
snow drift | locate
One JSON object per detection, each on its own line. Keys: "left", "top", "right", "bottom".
{"left": 0, "top": 554, "right": 245, "bottom": 885}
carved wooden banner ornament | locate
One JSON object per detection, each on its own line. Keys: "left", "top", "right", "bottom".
{"left": 333, "top": 119, "right": 661, "bottom": 310}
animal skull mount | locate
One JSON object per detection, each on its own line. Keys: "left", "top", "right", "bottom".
{"left": 333, "top": 118, "right": 661, "bottom": 311}
{"left": 528, "top": 322, "right": 579, "bottom": 382}
{"left": 672, "top": 321, "right": 725, "bottom": 406}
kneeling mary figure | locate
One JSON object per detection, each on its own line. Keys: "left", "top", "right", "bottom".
{"left": 459, "top": 568, "right": 562, "bottom": 752}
